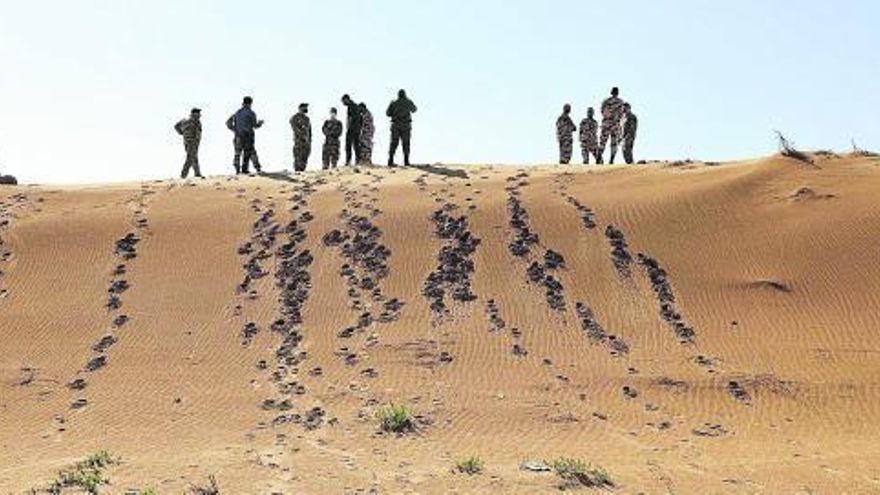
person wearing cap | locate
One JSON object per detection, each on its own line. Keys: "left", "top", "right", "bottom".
{"left": 289, "top": 103, "right": 312, "bottom": 172}
{"left": 322, "top": 107, "right": 343, "bottom": 169}
{"left": 386, "top": 89, "right": 417, "bottom": 167}
{"left": 174, "top": 107, "right": 204, "bottom": 179}
{"left": 229, "top": 96, "right": 264, "bottom": 175}
{"left": 358, "top": 102, "right": 375, "bottom": 165}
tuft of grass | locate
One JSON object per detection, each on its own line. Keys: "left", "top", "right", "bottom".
{"left": 376, "top": 403, "right": 415, "bottom": 434}
{"left": 139, "top": 488, "right": 159, "bottom": 495}
{"left": 550, "top": 457, "right": 614, "bottom": 489}
{"left": 188, "top": 474, "right": 220, "bottom": 495}
{"left": 45, "top": 450, "right": 117, "bottom": 494}
{"left": 454, "top": 456, "right": 484, "bottom": 475}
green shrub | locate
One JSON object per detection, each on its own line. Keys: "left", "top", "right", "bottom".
{"left": 454, "top": 456, "right": 484, "bottom": 475}
{"left": 550, "top": 457, "right": 613, "bottom": 488}
{"left": 376, "top": 403, "right": 414, "bottom": 433}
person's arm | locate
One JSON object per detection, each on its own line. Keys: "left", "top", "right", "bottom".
{"left": 174, "top": 120, "right": 185, "bottom": 135}
{"left": 386, "top": 102, "right": 394, "bottom": 117}
{"left": 409, "top": 100, "right": 417, "bottom": 113}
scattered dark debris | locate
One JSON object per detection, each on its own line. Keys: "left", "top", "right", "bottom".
{"left": 637, "top": 253, "right": 696, "bottom": 344}
{"left": 604, "top": 225, "right": 632, "bottom": 277}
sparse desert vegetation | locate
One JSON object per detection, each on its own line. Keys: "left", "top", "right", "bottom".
{"left": 376, "top": 403, "right": 415, "bottom": 434}
{"left": 454, "top": 455, "right": 484, "bottom": 475}
{"left": 550, "top": 457, "right": 614, "bottom": 489}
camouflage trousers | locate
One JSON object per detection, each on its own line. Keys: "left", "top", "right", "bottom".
{"left": 623, "top": 137, "right": 635, "bottom": 164}
{"left": 359, "top": 139, "right": 374, "bottom": 164}
{"left": 293, "top": 142, "right": 311, "bottom": 172}
{"left": 181, "top": 141, "right": 201, "bottom": 178}
{"left": 558, "top": 137, "right": 574, "bottom": 164}
{"left": 580, "top": 140, "right": 600, "bottom": 164}
{"left": 322, "top": 138, "right": 341, "bottom": 169}
{"left": 599, "top": 121, "right": 621, "bottom": 161}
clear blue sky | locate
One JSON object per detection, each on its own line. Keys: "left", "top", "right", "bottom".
{"left": 0, "top": 0, "right": 877, "bottom": 183}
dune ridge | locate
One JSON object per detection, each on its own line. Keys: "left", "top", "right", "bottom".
{"left": 2, "top": 154, "right": 880, "bottom": 493}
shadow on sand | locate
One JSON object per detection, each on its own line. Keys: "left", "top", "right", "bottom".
{"left": 411, "top": 164, "right": 469, "bottom": 179}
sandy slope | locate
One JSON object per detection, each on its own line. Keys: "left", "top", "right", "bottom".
{"left": 1, "top": 154, "right": 880, "bottom": 494}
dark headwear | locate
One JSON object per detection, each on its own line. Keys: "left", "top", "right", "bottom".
{"left": 398, "top": 89, "right": 407, "bottom": 99}
{"left": 611, "top": 87, "right": 619, "bottom": 96}
{"left": 243, "top": 96, "right": 253, "bottom": 105}
{"left": 358, "top": 102, "right": 367, "bottom": 110}
{"left": 298, "top": 102, "right": 309, "bottom": 110}
{"left": 563, "top": 104, "right": 571, "bottom": 113}
{"left": 191, "top": 108, "right": 202, "bottom": 114}
{"left": 341, "top": 94, "right": 351, "bottom": 102}
{"left": 330, "top": 107, "right": 337, "bottom": 114}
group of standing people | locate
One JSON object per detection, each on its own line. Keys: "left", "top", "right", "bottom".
{"left": 173, "top": 90, "right": 418, "bottom": 178}
{"left": 556, "top": 87, "right": 638, "bottom": 165}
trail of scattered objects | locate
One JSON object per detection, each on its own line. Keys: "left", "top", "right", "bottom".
{"left": 322, "top": 171, "right": 404, "bottom": 375}
{"left": 66, "top": 184, "right": 155, "bottom": 415}
{"left": 553, "top": 173, "right": 749, "bottom": 408}
{"left": 416, "top": 170, "right": 483, "bottom": 367}
{"left": 636, "top": 253, "right": 696, "bottom": 344}
{"left": 505, "top": 171, "right": 567, "bottom": 313}
{"left": 258, "top": 176, "right": 331, "bottom": 431}
{"left": 235, "top": 195, "right": 280, "bottom": 347}
{"left": 422, "top": 180, "right": 481, "bottom": 322}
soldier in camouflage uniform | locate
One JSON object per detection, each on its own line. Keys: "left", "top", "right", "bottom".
{"left": 556, "top": 104, "right": 576, "bottom": 164}
{"left": 358, "top": 103, "right": 375, "bottom": 165}
{"left": 289, "top": 103, "right": 311, "bottom": 172}
{"left": 621, "top": 103, "right": 638, "bottom": 165}
{"left": 174, "top": 108, "right": 204, "bottom": 179}
{"left": 322, "top": 107, "right": 343, "bottom": 169}
{"left": 599, "top": 87, "right": 627, "bottom": 164}
{"left": 579, "top": 107, "right": 600, "bottom": 165}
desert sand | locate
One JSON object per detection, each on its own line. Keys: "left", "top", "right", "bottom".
{"left": 2, "top": 153, "right": 880, "bottom": 493}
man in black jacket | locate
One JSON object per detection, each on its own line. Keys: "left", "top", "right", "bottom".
{"left": 386, "top": 89, "right": 417, "bottom": 167}
{"left": 341, "top": 94, "right": 362, "bottom": 166}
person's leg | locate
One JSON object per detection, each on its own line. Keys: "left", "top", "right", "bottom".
{"left": 192, "top": 143, "right": 203, "bottom": 177}
{"left": 563, "top": 139, "right": 573, "bottom": 164}
{"left": 233, "top": 136, "right": 242, "bottom": 174}
{"left": 345, "top": 132, "right": 353, "bottom": 166}
{"left": 181, "top": 144, "right": 194, "bottom": 178}
{"left": 388, "top": 127, "right": 400, "bottom": 166}
{"left": 581, "top": 142, "right": 589, "bottom": 164}
{"left": 241, "top": 134, "right": 254, "bottom": 174}
{"left": 598, "top": 125, "right": 610, "bottom": 164}
{"left": 609, "top": 128, "right": 619, "bottom": 164}
{"left": 322, "top": 142, "right": 330, "bottom": 170}
{"left": 623, "top": 139, "right": 634, "bottom": 164}
{"left": 401, "top": 127, "right": 412, "bottom": 166}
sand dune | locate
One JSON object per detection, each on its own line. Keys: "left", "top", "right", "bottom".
{"left": 2, "top": 153, "right": 880, "bottom": 493}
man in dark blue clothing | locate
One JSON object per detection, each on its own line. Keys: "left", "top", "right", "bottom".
{"left": 229, "top": 96, "right": 264, "bottom": 174}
